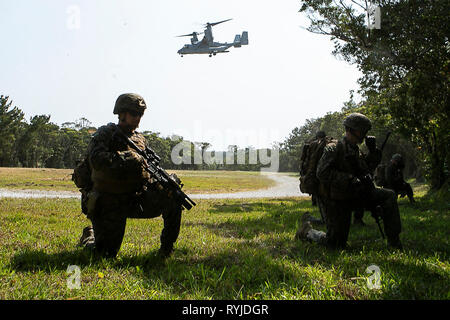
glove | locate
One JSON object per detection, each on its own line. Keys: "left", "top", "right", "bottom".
{"left": 117, "top": 150, "right": 146, "bottom": 173}
{"left": 365, "top": 136, "right": 377, "bottom": 152}
{"left": 350, "top": 175, "right": 373, "bottom": 196}
{"left": 118, "top": 150, "right": 140, "bottom": 161}
{"left": 350, "top": 176, "right": 364, "bottom": 195}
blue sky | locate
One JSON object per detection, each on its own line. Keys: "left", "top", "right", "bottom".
{"left": 0, "top": 0, "right": 361, "bottom": 150}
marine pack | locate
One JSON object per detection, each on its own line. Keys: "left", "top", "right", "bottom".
{"left": 72, "top": 157, "right": 92, "bottom": 190}
{"left": 299, "top": 136, "right": 336, "bottom": 194}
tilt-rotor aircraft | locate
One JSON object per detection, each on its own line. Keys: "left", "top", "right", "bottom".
{"left": 177, "top": 19, "right": 248, "bottom": 57}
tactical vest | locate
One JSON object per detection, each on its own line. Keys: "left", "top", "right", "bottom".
{"left": 318, "top": 139, "right": 368, "bottom": 200}
{"left": 90, "top": 123, "right": 149, "bottom": 194}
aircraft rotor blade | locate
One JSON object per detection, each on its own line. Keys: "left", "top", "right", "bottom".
{"left": 176, "top": 32, "right": 203, "bottom": 37}
{"left": 205, "top": 18, "right": 232, "bottom": 27}
{"left": 177, "top": 33, "right": 193, "bottom": 37}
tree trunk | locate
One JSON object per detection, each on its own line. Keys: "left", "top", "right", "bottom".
{"left": 430, "top": 131, "right": 446, "bottom": 190}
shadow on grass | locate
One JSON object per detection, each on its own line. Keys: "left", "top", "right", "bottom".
{"left": 186, "top": 198, "right": 317, "bottom": 240}
{"left": 182, "top": 197, "right": 449, "bottom": 298}
{"left": 376, "top": 258, "right": 449, "bottom": 299}
{"left": 9, "top": 247, "right": 168, "bottom": 273}
{"left": 119, "top": 242, "right": 308, "bottom": 299}
{"left": 199, "top": 197, "right": 449, "bottom": 258}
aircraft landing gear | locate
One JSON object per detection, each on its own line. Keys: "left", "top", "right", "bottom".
{"left": 209, "top": 54, "right": 212, "bottom": 57}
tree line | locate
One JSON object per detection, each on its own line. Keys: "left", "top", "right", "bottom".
{"left": 0, "top": 95, "right": 273, "bottom": 171}
{"left": 0, "top": 96, "right": 92, "bottom": 169}
{"left": 0, "top": 93, "right": 424, "bottom": 180}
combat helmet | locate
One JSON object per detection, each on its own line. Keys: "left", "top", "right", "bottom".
{"left": 113, "top": 93, "right": 147, "bottom": 115}
{"left": 392, "top": 153, "right": 405, "bottom": 167}
{"left": 316, "top": 131, "right": 326, "bottom": 139}
{"left": 343, "top": 113, "right": 372, "bottom": 134}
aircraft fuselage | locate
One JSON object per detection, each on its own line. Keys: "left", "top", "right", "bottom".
{"left": 177, "top": 42, "right": 232, "bottom": 56}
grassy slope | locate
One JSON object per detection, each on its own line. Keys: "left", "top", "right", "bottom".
{"left": 0, "top": 182, "right": 448, "bottom": 300}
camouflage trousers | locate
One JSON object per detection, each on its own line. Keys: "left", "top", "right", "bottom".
{"left": 315, "top": 187, "right": 402, "bottom": 249}
{"left": 83, "top": 187, "right": 182, "bottom": 258}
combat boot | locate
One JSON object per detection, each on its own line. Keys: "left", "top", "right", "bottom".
{"left": 295, "top": 214, "right": 313, "bottom": 241}
{"left": 301, "top": 212, "right": 313, "bottom": 224}
{"left": 387, "top": 238, "right": 403, "bottom": 250}
{"left": 79, "top": 226, "right": 95, "bottom": 248}
{"left": 301, "top": 211, "right": 324, "bottom": 225}
{"left": 295, "top": 217, "right": 327, "bottom": 243}
{"left": 157, "top": 242, "right": 174, "bottom": 258}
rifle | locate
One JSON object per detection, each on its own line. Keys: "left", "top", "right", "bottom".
{"left": 380, "top": 131, "right": 391, "bottom": 152}
{"left": 346, "top": 153, "right": 386, "bottom": 240}
{"left": 358, "top": 174, "right": 385, "bottom": 239}
{"left": 113, "top": 127, "right": 196, "bottom": 211}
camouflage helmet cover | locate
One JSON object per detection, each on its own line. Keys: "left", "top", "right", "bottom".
{"left": 343, "top": 113, "right": 372, "bottom": 133}
{"left": 113, "top": 93, "right": 147, "bottom": 115}
{"left": 391, "top": 153, "right": 405, "bottom": 167}
{"left": 316, "top": 131, "right": 326, "bottom": 139}
{"left": 392, "top": 153, "right": 404, "bottom": 163}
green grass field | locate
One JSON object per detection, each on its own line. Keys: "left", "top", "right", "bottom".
{"left": 0, "top": 176, "right": 448, "bottom": 300}
{"left": 0, "top": 168, "right": 275, "bottom": 194}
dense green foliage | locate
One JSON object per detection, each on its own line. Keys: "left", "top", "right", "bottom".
{"left": 0, "top": 96, "right": 93, "bottom": 169}
{"left": 0, "top": 95, "right": 25, "bottom": 167}
{"left": 298, "top": 0, "right": 449, "bottom": 189}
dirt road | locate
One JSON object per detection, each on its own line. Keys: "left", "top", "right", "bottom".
{"left": 0, "top": 173, "right": 308, "bottom": 199}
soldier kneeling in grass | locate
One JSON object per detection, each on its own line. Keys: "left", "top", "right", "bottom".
{"left": 296, "top": 113, "right": 403, "bottom": 250}
{"left": 73, "top": 93, "right": 184, "bottom": 258}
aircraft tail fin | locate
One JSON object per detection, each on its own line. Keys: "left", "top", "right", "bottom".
{"left": 233, "top": 31, "right": 248, "bottom": 48}
{"left": 233, "top": 34, "right": 241, "bottom": 47}
{"left": 241, "top": 31, "right": 248, "bottom": 45}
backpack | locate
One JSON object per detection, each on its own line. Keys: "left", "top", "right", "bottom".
{"left": 72, "top": 157, "right": 92, "bottom": 190}
{"left": 374, "top": 163, "right": 387, "bottom": 187}
{"left": 299, "top": 136, "right": 335, "bottom": 194}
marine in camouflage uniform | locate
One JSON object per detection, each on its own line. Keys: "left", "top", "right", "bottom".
{"left": 79, "top": 93, "right": 182, "bottom": 258}
{"left": 385, "top": 154, "right": 415, "bottom": 203}
{"left": 297, "top": 113, "right": 402, "bottom": 250}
